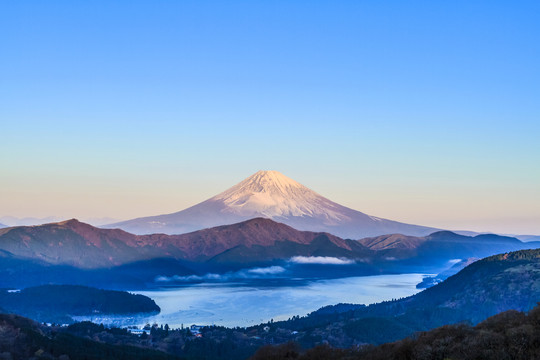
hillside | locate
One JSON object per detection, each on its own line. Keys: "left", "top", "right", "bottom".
{"left": 167, "top": 217, "right": 372, "bottom": 263}
{"left": 358, "top": 230, "right": 539, "bottom": 263}
{"left": 416, "top": 257, "right": 478, "bottom": 288}
{"left": 251, "top": 305, "right": 540, "bottom": 360}
{"left": 0, "top": 220, "right": 163, "bottom": 268}
{"left": 0, "top": 313, "right": 177, "bottom": 360}
{"left": 263, "top": 248, "right": 540, "bottom": 348}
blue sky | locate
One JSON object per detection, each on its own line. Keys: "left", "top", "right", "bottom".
{"left": 1, "top": 1, "right": 539, "bottom": 233}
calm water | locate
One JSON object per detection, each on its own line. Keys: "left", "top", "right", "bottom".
{"left": 78, "top": 274, "right": 426, "bottom": 328}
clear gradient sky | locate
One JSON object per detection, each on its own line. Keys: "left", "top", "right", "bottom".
{"left": 1, "top": 1, "right": 539, "bottom": 234}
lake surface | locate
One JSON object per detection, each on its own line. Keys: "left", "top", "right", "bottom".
{"left": 80, "top": 274, "right": 427, "bottom": 328}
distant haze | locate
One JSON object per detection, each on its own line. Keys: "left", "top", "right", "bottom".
{"left": 2, "top": 168, "right": 540, "bottom": 234}
{"left": 0, "top": 216, "right": 120, "bottom": 227}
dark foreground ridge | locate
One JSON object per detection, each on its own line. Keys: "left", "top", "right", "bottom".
{"left": 0, "top": 313, "right": 177, "bottom": 360}
{"left": 1, "top": 304, "right": 540, "bottom": 360}
{"left": 250, "top": 305, "right": 540, "bottom": 360}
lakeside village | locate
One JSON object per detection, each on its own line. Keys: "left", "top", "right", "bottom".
{"left": 41, "top": 322, "right": 224, "bottom": 337}
{"left": 127, "top": 323, "right": 205, "bottom": 337}
{"left": 39, "top": 317, "right": 306, "bottom": 350}
{"left": 126, "top": 322, "right": 298, "bottom": 338}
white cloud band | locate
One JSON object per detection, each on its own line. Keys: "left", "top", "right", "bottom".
{"left": 289, "top": 256, "right": 355, "bottom": 265}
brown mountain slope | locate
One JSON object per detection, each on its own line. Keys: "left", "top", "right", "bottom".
{"left": 162, "top": 217, "right": 358, "bottom": 260}
{"left": 0, "top": 219, "right": 163, "bottom": 268}
{"left": 1, "top": 219, "right": 534, "bottom": 269}
{"left": 358, "top": 233, "right": 426, "bottom": 250}
{"left": 358, "top": 230, "right": 536, "bottom": 262}
{"left": 0, "top": 218, "right": 367, "bottom": 268}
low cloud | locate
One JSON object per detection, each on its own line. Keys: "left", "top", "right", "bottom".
{"left": 247, "top": 266, "right": 286, "bottom": 275}
{"left": 289, "top": 256, "right": 355, "bottom": 265}
{"left": 155, "top": 266, "right": 286, "bottom": 283}
{"left": 155, "top": 274, "right": 219, "bottom": 282}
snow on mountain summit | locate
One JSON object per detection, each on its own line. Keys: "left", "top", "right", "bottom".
{"left": 108, "top": 170, "right": 439, "bottom": 238}
{"left": 211, "top": 170, "right": 350, "bottom": 221}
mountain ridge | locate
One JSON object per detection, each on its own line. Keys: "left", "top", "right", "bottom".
{"left": 0, "top": 218, "right": 371, "bottom": 268}
{"left": 1, "top": 218, "right": 537, "bottom": 272}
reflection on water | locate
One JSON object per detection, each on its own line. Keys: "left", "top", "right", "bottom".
{"left": 81, "top": 274, "right": 427, "bottom": 328}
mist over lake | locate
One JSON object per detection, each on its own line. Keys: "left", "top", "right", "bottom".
{"left": 79, "top": 274, "right": 426, "bottom": 328}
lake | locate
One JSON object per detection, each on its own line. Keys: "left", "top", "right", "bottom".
{"left": 78, "top": 273, "right": 427, "bottom": 328}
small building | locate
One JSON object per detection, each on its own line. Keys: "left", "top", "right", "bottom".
{"left": 128, "top": 329, "right": 149, "bottom": 336}
{"left": 190, "top": 325, "right": 203, "bottom": 334}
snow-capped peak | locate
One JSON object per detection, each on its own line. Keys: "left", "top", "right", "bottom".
{"left": 109, "top": 170, "right": 438, "bottom": 238}
{"left": 216, "top": 170, "right": 306, "bottom": 196}
{"left": 210, "top": 170, "right": 351, "bottom": 222}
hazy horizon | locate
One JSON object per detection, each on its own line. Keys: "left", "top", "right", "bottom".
{"left": 1, "top": 168, "right": 539, "bottom": 235}
{"left": 2, "top": 2, "right": 539, "bottom": 234}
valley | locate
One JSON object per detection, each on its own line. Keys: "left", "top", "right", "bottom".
{"left": 78, "top": 273, "right": 426, "bottom": 328}
{"left": 1, "top": 247, "right": 539, "bottom": 360}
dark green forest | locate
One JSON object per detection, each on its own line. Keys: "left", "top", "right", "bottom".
{"left": 251, "top": 305, "right": 540, "bottom": 360}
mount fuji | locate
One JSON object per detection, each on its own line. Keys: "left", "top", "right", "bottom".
{"left": 108, "top": 170, "right": 439, "bottom": 238}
